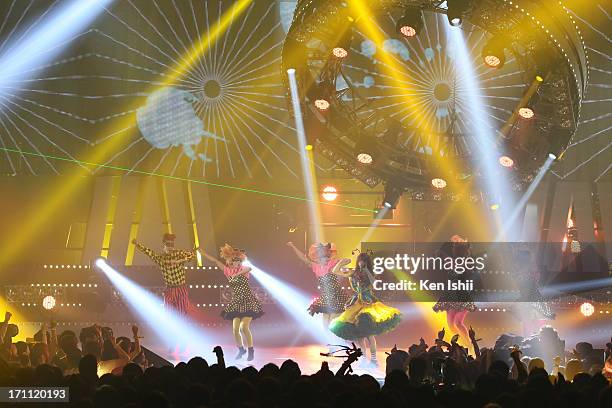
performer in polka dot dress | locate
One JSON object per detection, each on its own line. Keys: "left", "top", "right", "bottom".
{"left": 287, "top": 241, "right": 350, "bottom": 332}
{"left": 432, "top": 235, "right": 477, "bottom": 341}
{"left": 203, "top": 244, "right": 263, "bottom": 361}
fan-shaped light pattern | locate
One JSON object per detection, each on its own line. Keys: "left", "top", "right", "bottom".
{"left": 92, "top": 1, "right": 307, "bottom": 178}
{"left": 17, "top": 1, "right": 304, "bottom": 179}
{"left": 338, "top": 11, "right": 524, "bottom": 159}
{"left": 0, "top": 1, "right": 99, "bottom": 175}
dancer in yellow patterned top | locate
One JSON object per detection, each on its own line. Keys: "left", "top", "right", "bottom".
{"left": 329, "top": 251, "right": 401, "bottom": 367}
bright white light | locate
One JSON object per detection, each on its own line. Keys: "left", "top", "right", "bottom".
{"left": 332, "top": 47, "right": 348, "bottom": 58}
{"left": 484, "top": 55, "right": 501, "bottom": 68}
{"left": 314, "top": 99, "right": 330, "bottom": 111}
{"left": 548, "top": 153, "right": 557, "bottom": 160}
{"left": 287, "top": 68, "right": 296, "bottom": 74}
{"left": 580, "top": 302, "right": 594, "bottom": 317}
{"left": 431, "top": 178, "right": 447, "bottom": 189}
{"left": 518, "top": 107, "right": 534, "bottom": 119}
{"left": 322, "top": 185, "right": 338, "bottom": 201}
{"left": 42, "top": 296, "right": 56, "bottom": 310}
{"left": 499, "top": 156, "right": 514, "bottom": 167}
{"left": 95, "top": 258, "right": 106, "bottom": 268}
{"left": 357, "top": 152, "right": 373, "bottom": 164}
{"left": 400, "top": 26, "right": 417, "bottom": 37}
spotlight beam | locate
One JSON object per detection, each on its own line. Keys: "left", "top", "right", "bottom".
{"left": 287, "top": 69, "right": 324, "bottom": 242}
{"left": 96, "top": 259, "right": 217, "bottom": 360}
{"left": 495, "top": 155, "right": 555, "bottom": 242}
{"left": 444, "top": 19, "right": 517, "bottom": 240}
{"left": 247, "top": 261, "right": 339, "bottom": 346}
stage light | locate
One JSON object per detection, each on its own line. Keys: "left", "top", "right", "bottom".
{"left": 287, "top": 68, "right": 296, "bottom": 74}
{"left": 499, "top": 155, "right": 514, "bottom": 167}
{"left": 580, "top": 302, "right": 594, "bottom": 317}
{"left": 518, "top": 107, "right": 534, "bottom": 119}
{"left": 356, "top": 133, "right": 377, "bottom": 164}
{"left": 431, "top": 178, "right": 447, "bottom": 189}
{"left": 314, "top": 99, "right": 330, "bottom": 111}
{"left": 322, "top": 185, "right": 338, "bottom": 201}
{"left": 482, "top": 37, "right": 506, "bottom": 69}
{"left": 332, "top": 47, "right": 348, "bottom": 58}
{"left": 357, "top": 153, "right": 373, "bottom": 164}
{"left": 446, "top": 0, "right": 470, "bottom": 27}
{"left": 382, "top": 184, "right": 402, "bottom": 209}
{"left": 396, "top": 7, "right": 423, "bottom": 38}
{"left": 490, "top": 204, "right": 500, "bottom": 211}
{"left": 305, "top": 144, "right": 313, "bottom": 151}
{"left": 548, "top": 153, "right": 557, "bottom": 160}
{"left": 42, "top": 295, "right": 56, "bottom": 310}
{"left": 535, "top": 75, "right": 544, "bottom": 82}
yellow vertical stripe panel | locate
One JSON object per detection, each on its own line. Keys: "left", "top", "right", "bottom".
{"left": 158, "top": 178, "right": 173, "bottom": 234}
{"left": 100, "top": 176, "right": 122, "bottom": 258}
{"left": 125, "top": 177, "right": 151, "bottom": 265}
{"left": 184, "top": 181, "right": 202, "bottom": 266}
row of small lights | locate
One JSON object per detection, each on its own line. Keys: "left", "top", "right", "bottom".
{"left": 478, "top": 308, "right": 508, "bottom": 312}
{"left": 43, "top": 265, "right": 90, "bottom": 269}
{"left": 194, "top": 304, "right": 226, "bottom": 308}
{"left": 184, "top": 266, "right": 219, "bottom": 270}
{"left": 30, "top": 283, "right": 98, "bottom": 288}
{"left": 189, "top": 284, "right": 230, "bottom": 289}
{"left": 559, "top": 0, "right": 588, "bottom": 131}
{"left": 21, "top": 303, "right": 82, "bottom": 307}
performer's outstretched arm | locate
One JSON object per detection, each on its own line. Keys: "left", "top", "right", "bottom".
{"left": 287, "top": 242, "right": 311, "bottom": 265}
{"left": 331, "top": 258, "right": 352, "bottom": 276}
{"left": 202, "top": 252, "right": 226, "bottom": 269}
{"left": 132, "top": 240, "right": 161, "bottom": 263}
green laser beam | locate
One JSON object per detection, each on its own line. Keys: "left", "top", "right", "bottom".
{"left": 0, "top": 146, "right": 376, "bottom": 213}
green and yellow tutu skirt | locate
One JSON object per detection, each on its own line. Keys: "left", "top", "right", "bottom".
{"left": 329, "top": 301, "right": 401, "bottom": 340}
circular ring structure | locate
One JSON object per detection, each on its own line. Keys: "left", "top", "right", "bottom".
{"left": 282, "top": 0, "right": 587, "bottom": 191}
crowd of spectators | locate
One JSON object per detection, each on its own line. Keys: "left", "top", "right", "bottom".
{"left": 1, "top": 310, "right": 611, "bottom": 407}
